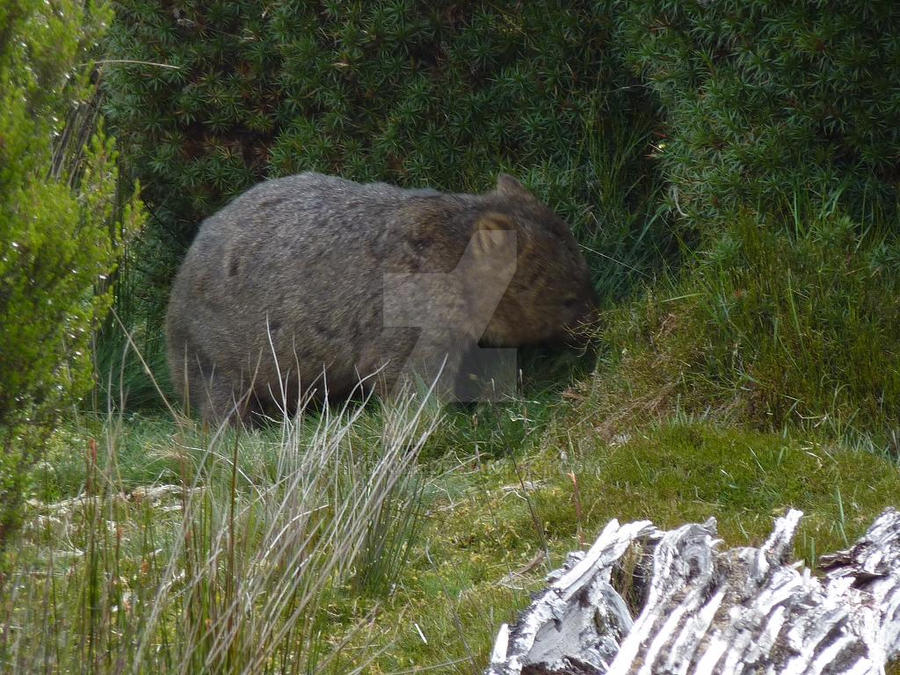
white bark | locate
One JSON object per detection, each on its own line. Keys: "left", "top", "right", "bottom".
{"left": 487, "top": 508, "right": 900, "bottom": 674}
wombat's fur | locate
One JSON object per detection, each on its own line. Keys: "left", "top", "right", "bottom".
{"left": 166, "top": 173, "right": 595, "bottom": 424}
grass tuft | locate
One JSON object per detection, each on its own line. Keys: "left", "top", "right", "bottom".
{"left": 2, "top": 393, "right": 437, "bottom": 672}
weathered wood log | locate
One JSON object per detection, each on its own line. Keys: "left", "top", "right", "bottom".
{"left": 487, "top": 508, "right": 900, "bottom": 674}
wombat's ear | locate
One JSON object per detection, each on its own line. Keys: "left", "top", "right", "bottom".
{"left": 472, "top": 212, "right": 516, "bottom": 258}
{"left": 495, "top": 174, "right": 535, "bottom": 199}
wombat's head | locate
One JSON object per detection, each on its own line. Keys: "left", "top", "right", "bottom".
{"left": 475, "top": 175, "right": 597, "bottom": 346}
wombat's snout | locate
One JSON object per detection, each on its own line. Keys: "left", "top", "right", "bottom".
{"left": 563, "top": 286, "right": 599, "bottom": 345}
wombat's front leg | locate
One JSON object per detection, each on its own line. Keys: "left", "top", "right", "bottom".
{"left": 387, "top": 333, "right": 510, "bottom": 402}
{"left": 364, "top": 331, "right": 517, "bottom": 403}
{"left": 400, "top": 336, "right": 468, "bottom": 401}
{"left": 179, "top": 361, "right": 246, "bottom": 427}
{"left": 357, "top": 332, "right": 465, "bottom": 402}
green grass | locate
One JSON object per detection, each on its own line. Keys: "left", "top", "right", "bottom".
{"left": 578, "top": 202, "right": 900, "bottom": 449}
{"left": 3, "top": 395, "right": 437, "bottom": 672}
{"left": 332, "top": 416, "right": 899, "bottom": 672}
{"left": 6, "top": 398, "right": 898, "bottom": 672}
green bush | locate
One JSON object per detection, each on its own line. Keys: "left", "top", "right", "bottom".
{"left": 100, "top": 1, "right": 670, "bottom": 355}
{"left": 586, "top": 204, "right": 899, "bottom": 444}
{"left": 570, "top": 0, "right": 900, "bottom": 444}
{"left": 0, "top": 0, "right": 143, "bottom": 548}
{"left": 615, "top": 0, "right": 899, "bottom": 233}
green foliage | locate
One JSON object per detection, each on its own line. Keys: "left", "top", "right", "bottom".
{"left": 11, "top": 409, "right": 900, "bottom": 671}
{"left": 614, "top": 0, "right": 899, "bottom": 233}
{"left": 0, "top": 0, "right": 144, "bottom": 548}
{"left": 587, "top": 204, "right": 899, "bottom": 444}
{"left": 103, "top": 1, "right": 658, "bottom": 224}
{"left": 573, "top": 0, "right": 900, "bottom": 442}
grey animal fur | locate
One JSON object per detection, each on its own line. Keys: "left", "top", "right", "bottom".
{"left": 166, "top": 172, "right": 595, "bottom": 424}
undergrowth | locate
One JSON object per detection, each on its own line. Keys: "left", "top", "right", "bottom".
{"left": 2, "top": 395, "right": 436, "bottom": 672}
{"left": 580, "top": 200, "right": 899, "bottom": 450}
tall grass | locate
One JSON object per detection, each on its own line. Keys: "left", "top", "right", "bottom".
{"left": 581, "top": 196, "right": 899, "bottom": 449}
{"left": 1, "top": 392, "right": 437, "bottom": 673}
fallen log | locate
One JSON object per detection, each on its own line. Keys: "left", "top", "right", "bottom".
{"left": 487, "top": 508, "right": 900, "bottom": 674}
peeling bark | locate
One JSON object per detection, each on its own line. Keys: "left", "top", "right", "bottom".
{"left": 487, "top": 508, "right": 900, "bottom": 674}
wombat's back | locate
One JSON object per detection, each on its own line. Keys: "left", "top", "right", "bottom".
{"left": 197, "top": 172, "right": 441, "bottom": 250}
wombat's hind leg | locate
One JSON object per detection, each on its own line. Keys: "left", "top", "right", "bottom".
{"left": 197, "top": 373, "right": 246, "bottom": 428}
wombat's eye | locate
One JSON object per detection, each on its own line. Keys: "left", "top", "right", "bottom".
{"left": 563, "top": 296, "right": 580, "bottom": 308}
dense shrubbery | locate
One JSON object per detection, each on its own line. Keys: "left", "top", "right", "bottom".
{"left": 0, "top": 0, "right": 143, "bottom": 546}
{"left": 586, "top": 206, "right": 899, "bottom": 442}
{"left": 615, "top": 0, "right": 899, "bottom": 233}
{"left": 584, "top": 0, "right": 900, "bottom": 443}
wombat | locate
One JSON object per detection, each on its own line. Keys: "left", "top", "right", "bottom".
{"left": 166, "top": 172, "right": 596, "bottom": 424}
